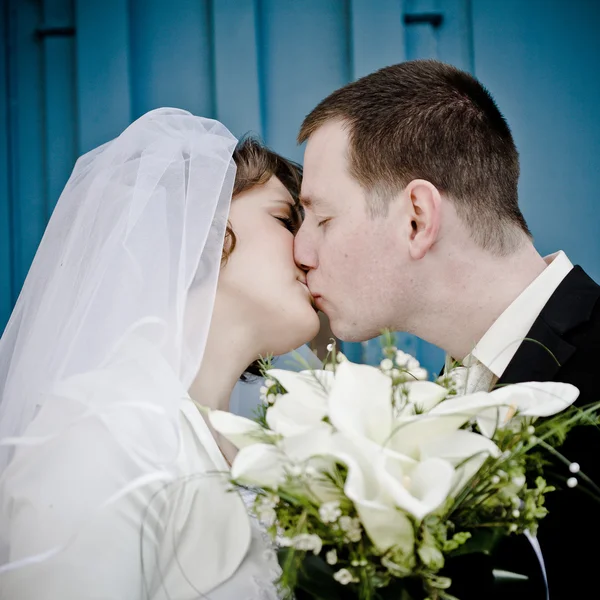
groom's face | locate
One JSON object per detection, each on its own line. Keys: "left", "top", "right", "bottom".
{"left": 295, "top": 121, "right": 409, "bottom": 342}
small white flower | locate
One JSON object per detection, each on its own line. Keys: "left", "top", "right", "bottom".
{"left": 339, "top": 516, "right": 362, "bottom": 542}
{"left": 259, "top": 494, "right": 280, "bottom": 509}
{"left": 327, "top": 343, "right": 334, "bottom": 352}
{"left": 509, "top": 524, "right": 518, "bottom": 533}
{"left": 287, "top": 464, "right": 303, "bottom": 477}
{"left": 491, "top": 475, "right": 500, "bottom": 485}
{"left": 511, "top": 475, "right": 526, "bottom": 489}
{"left": 319, "top": 501, "right": 342, "bottom": 523}
{"left": 277, "top": 535, "right": 293, "bottom": 547}
{"left": 292, "top": 533, "right": 323, "bottom": 555}
{"left": 257, "top": 506, "right": 277, "bottom": 527}
{"left": 406, "top": 357, "right": 420, "bottom": 371}
{"left": 569, "top": 462, "right": 580, "bottom": 473}
{"left": 333, "top": 568, "right": 357, "bottom": 585}
{"left": 326, "top": 549, "right": 338, "bottom": 565}
{"left": 259, "top": 386, "right": 269, "bottom": 403}
{"left": 380, "top": 358, "right": 394, "bottom": 372}
{"left": 512, "top": 509, "right": 520, "bottom": 518}
{"left": 305, "top": 465, "right": 318, "bottom": 478}
{"left": 395, "top": 351, "right": 411, "bottom": 367}
{"left": 409, "top": 367, "right": 428, "bottom": 381}
{"left": 567, "top": 477, "right": 578, "bottom": 488}
{"left": 264, "top": 378, "right": 276, "bottom": 388}
{"left": 527, "top": 425, "right": 535, "bottom": 435}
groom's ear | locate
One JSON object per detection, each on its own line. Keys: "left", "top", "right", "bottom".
{"left": 405, "top": 179, "right": 442, "bottom": 260}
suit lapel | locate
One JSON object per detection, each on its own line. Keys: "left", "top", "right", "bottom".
{"left": 498, "top": 266, "right": 600, "bottom": 386}
{"left": 497, "top": 318, "right": 575, "bottom": 385}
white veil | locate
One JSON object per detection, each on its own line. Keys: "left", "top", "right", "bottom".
{"left": 0, "top": 108, "right": 237, "bottom": 571}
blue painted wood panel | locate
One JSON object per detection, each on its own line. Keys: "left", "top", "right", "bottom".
{"left": 130, "top": 0, "right": 215, "bottom": 120}
{"left": 42, "top": 0, "right": 77, "bottom": 215}
{"left": 9, "top": 0, "right": 47, "bottom": 296}
{"left": 0, "top": 0, "right": 12, "bottom": 326}
{"left": 1, "top": 0, "right": 599, "bottom": 381}
{"left": 212, "top": 0, "right": 263, "bottom": 138}
{"left": 75, "top": 0, "right": 131, "bottom": 153}
{"left": 472, "top": 0, "right": 600, "bottom": 282}
{"left": 259, "top": 0, "right": 352, "bottom": 162}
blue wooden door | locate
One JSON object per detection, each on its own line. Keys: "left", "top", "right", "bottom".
{"left": 2, "top": 0, "right": 599, "bottom": 380}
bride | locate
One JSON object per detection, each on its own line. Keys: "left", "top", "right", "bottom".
{"left": 0, "top": 108, "right": 320, "bottom": 599}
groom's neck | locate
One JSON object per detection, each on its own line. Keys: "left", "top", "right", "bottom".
{"left": 408, "top": 241, "right": 547, "bottom": 361}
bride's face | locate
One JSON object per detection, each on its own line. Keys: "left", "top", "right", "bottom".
{"left": 218, "top": 175, "right": 320, "bottom": 355}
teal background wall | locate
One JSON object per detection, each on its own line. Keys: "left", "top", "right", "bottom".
{"left": 2, "top": 0, "right": 600, "bottom": 377}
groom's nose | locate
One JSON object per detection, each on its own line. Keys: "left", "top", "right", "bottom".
{"left": 294, "top": 225, "right": 318, "bottom": 271}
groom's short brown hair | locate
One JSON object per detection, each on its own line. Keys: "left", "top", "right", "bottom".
{"left": 298, "top": 60, "right": 530, "bottom": 254}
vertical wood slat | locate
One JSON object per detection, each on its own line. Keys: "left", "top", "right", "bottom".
{"left": 129, "top": 0, "right": 215, "bottom": 120}
{"left": 349, "top": 0, "right": 407, "bottom": 80}
{"left": 437, "top": 0, "right": 474, "bottom": 72}
{"left": 8, "top": 0, "right": 46, "bottom": 298}
{"left": 0, "top": 0, "right": 12, "bottom": 329}
{"left": 258, "top": 0, "right": 352, "bottom": 162}
{"left": 404, "top": 0, "right": 439, "bottom": 60}
{"left": 42, "top": 0, "right": 77, "bottom": 215}
{"left": 212, "top": 0, "right": 262, "bottom": 140}
{"left": 75, "top": 0, "right": 131, "bottom": 153}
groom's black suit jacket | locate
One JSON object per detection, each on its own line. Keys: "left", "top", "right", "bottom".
{"left": 448, "top": 265, "right": 600, "bottom": 600}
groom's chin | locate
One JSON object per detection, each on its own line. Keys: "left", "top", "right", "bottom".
{"left": 329, "top": 320, "right": 376, "bottom": 344}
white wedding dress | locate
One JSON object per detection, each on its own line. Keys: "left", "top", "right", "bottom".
{"left": 0, "top": 109, "right": 285, "bottom": 599}
{"left": 0, "top": 335, "right": 283, "bottom": 600}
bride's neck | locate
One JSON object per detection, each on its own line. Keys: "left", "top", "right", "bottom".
{"left": 187, "top": 296, "right": 262, "bottom": 465}
{"left": 188, "top": 295, "right": 260, "bottom": 414}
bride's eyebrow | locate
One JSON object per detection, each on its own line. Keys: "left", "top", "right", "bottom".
{"left": 271, "top": 198, "right": 295, "bottom": 211}
{"left": 272, "top": 198, "right": 302, "bottom": 224}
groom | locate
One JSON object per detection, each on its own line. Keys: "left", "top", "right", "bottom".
{"left": 294, "top": 60, "right": 600, "bottom": 599}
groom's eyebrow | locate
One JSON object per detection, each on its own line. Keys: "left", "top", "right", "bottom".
{"left": 299, "top": 194, "right": 318, "bottom": 209}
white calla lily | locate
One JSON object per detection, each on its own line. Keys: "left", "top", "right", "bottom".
{"left": 420, "top": 429, "right": 501, "bottom": 495}
{"left": 280, "top": 423, "right": 335, "bottom": 463}
{"left": 402, "top": 380, "right": 448, "bottom": 413}
{"left": 266, "top": 390, "right": 328, "bottom": 437}
{"left": 231, "top": 443, "right": 287, "bottom": 489}
{"left": 280, "top": 426, "right": 340, "bottom": 502}
{"left": 475, "top": 381, "right": 579, "bottom": 437}
{"left": 208, "top": 410, "right": 271, "bottom": 449}
{"left": 329, "top": 434, "right": 415, "bottom": 552}
{"left": 378, "top": 454, "right": 455, "bottom": 521}
{"left": 267, "top": 368, "right": 333, "bottom": 397}
{"left": 328, "top": 361, "right": 394, "bottom": 445}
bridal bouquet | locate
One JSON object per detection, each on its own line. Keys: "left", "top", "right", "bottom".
{"left": 209, "top": 337, "right": 596, "bottom": 599}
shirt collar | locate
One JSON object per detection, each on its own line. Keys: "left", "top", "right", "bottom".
{"left": 470, "top": 251, "right": 574, "bottom": 378}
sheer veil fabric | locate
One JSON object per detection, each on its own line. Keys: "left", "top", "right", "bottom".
{"left": 0, "top": 108, "right": 238, "bottom": 574}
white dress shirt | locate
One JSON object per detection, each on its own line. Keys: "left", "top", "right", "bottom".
{"left": 466, "top": 250, "right": 574, "bottom": 387}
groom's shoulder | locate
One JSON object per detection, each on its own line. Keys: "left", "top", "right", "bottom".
{"left": 544, "top": 265, "right": 600, "bottom": 340}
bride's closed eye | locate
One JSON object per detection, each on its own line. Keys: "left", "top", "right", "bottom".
{"left": 275, "top": 215, "right": 297, "bottom": 233}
